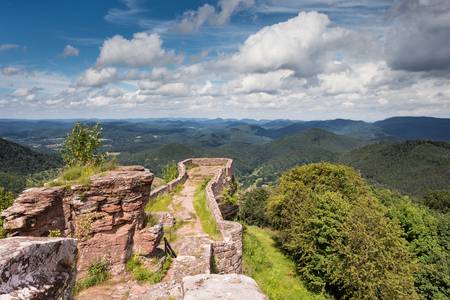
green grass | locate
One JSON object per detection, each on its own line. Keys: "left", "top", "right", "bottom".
{"left": 146, "top": 193, "right": 173, "bottom": 212}
{"left": 73, "top": 259, "right": 110, "bottom": 295}
{"left": 193, "top": 178, "right": 221, "bottom": 240}
{"left": 243, "top": 226, "right": 325, "bottom": 300}
{"left": 126, "top": 254, "right": 172, "bottom": 284}
{"left": 164, "top": 219, "right": 186, "bottom": 242}
{"left": 47, "top": 161, "right": 116, "bottom": 187}
{"left": 145, "top": 184, "right": 183, "bottom": 212}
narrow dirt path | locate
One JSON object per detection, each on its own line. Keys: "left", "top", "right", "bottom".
{"left": 164, "top": 165, "right": 223, "bottom": 282}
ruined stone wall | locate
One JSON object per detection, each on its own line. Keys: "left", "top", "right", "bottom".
{"left": 183, "top": 158, "right": 243, "bottom": 274}
{"left": 0, "top": 237, "right": 77, "bottom": 299}
{"left": 1, "top": 166, "right": 163, "bottom": 278}
{"left": 149, "top": 159, "right": 190, "bottom": 200}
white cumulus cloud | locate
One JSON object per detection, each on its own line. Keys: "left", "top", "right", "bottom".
{"left": 78, "top": 68, "right": 118, "bottom": 87}
{"left": 96, "top": 32, "right": 182, "bottom": 67}
{"left": 228, "top": 11, "right": 355, "bottom": 77}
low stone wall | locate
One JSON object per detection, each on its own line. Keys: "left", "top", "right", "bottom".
{"left": 0, "top": 237, "right": 77, "bottom": 299}
{"left": 1, "top": 166, "right": 163, "bottom": 278}
{"left": 182, "top": 158, "right": 243, "bottom": 274}
{"left": 149, "top": 159, "right": 191, "bottom": 200}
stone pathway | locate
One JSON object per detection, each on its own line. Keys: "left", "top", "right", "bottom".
{"left": 165, "top": 165, "right": 223, "bottom": 282}
{"left": 76, "top": 165, "right": 224, "bottom": 300}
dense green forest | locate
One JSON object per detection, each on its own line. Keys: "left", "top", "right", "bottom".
{"left": 340, "top": 141, "right": 450, "bottom": 197}
{"left": 0, "top": 138, "right": 62, "bottom": 193}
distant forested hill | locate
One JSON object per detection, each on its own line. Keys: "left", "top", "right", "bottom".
{"left": 340, "top": 140, "right": 450, "bottom": 196}
{"left": 119, "top": 128, "right": 368, "bottom": 185}
{"left": 0, "top": 138, "right": 62, "bottom": 193}
{"left": 374, "top": 117, "right": 450, "bottom": 140}
{"left": 256, "top": 116, "right": 450, "bottom": 141}
{"left": 258, "top": 119, "right": 385, "bottom": 140}
{"left": 244, "top": 128, "right": 368, "bottom": 184}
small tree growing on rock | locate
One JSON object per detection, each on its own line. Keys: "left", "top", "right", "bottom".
{"left": 61, "top": 123, "right": 105, "bottom": 167}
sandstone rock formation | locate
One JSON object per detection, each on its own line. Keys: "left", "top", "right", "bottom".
{"left": 182, "top": 274, "right": 267, "bottom": 300}
{"left": 0, "top": 237, "right": 77, "bottom": 300}
{"left": 1, "top": 166, "right": 163, "bottom": 277}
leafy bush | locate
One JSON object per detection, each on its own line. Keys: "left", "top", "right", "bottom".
{"left": 375, "top": 188, "right": 450, "bottom": 299}
{"left": 0, "top": 187, "right": 14, "bottom": 238}
{"left": 162, "top": 161, "right": 178, "bottom": 183}
{"left": 61, "top": 123, "right": 105, "bottom": 167}
{"left": 422, "top": 190, "right": 450, "bottom": 213}
{"left": 267, "top": 163, "right": 417, "bottom": 299}
{"left": 74, "top": 259, "right": 110, "bottom": 294}
{"left": 239, "top": 188, "right": 270, "bottom": 226}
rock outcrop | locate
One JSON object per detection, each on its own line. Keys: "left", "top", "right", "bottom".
{"left": 182, "top": 274, "right": 267, "bottom": 300}
{"left": 1, "top": 166, "right": 163, "bottom": 277}
{"left": 0, "top": 237, "right": 77, "bottom": 300}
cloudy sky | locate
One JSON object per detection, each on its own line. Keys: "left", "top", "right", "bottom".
{"left": 1, "top": 0, "right": 449, "bottom": 120}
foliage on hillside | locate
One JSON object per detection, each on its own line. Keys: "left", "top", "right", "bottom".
{"left": 238, "top": 188, "right": 270, "bottom": 227}
{"left": 374, "top": 188, "right": 450, "bottom": 299}
{"left": 0, "top": 187, "right": 15, "bottom": 238}
{"left": 340, "top": 141, "right": 450, "bottom": 196}
{"left": 0, "top": 138, "right": 62, "bottom": 193}
{"left": 120, "top": 128, "right": 367, "bottom": 186}
{"left": 267, "top": 163, "right": 417, "bottom": 299}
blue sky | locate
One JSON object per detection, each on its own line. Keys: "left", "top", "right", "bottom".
{"left": 1, "top": 0, "right": 449, "bottom": 120}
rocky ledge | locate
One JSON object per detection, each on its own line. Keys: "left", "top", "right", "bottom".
{"left": 1, "top": 166, "right": 162, "bottom": 278}
{"left": 0, "top": 237, "right": 77, "bottom": 300}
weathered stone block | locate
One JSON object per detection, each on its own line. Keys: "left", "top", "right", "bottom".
{"left": 0, "top": 237, "right": 77, "bottom": 300}
{"left": 182, "top": 274, "right": 267, "bottom": 300}
{"left": 133, "top": 224, "right": 163, "bottom": 256}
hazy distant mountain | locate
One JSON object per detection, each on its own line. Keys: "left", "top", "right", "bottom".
{"left": 255, "top": 116, "right": 450, "bottom": 141}
{"left": 256, "top": 119, "right": 385, "bottom": 140}
{"left": 374, "top": 117, "right": 450, "bottom": 141}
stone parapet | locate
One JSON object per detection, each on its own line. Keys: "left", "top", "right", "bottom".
{"left": 177, "top": 158, "right": 243, "bottom": 274}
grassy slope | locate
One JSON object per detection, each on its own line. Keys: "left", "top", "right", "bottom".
{"left": 340, "top": 141, "right": 450, "bottom": 196}
{"left": 243, "top": 226, "right": 325, "bottom": 300}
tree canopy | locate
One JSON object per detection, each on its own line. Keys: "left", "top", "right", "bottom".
{"left": 267, "top": 163, "right": 417, "bottom": 299}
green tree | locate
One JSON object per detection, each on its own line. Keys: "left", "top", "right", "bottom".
{"left": 422, "top": 190, "right": 450, "bottom": 213}
{"left": 375, "top": 188, "right": 450, "bottom": 299}
{"left": 0, "top": 187, "right": 15, "bottom": 238}
{"left": 267, "top": 163, "right": 417, "bottom": 299}
{"left": 162, "top": 161, "right": 178, "bottom": 183}
{"left": 239, "top": 188, "right": 270, "bottom": 226}
{"left": 61, "top": 123, "right": 105, "bottom": 167}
